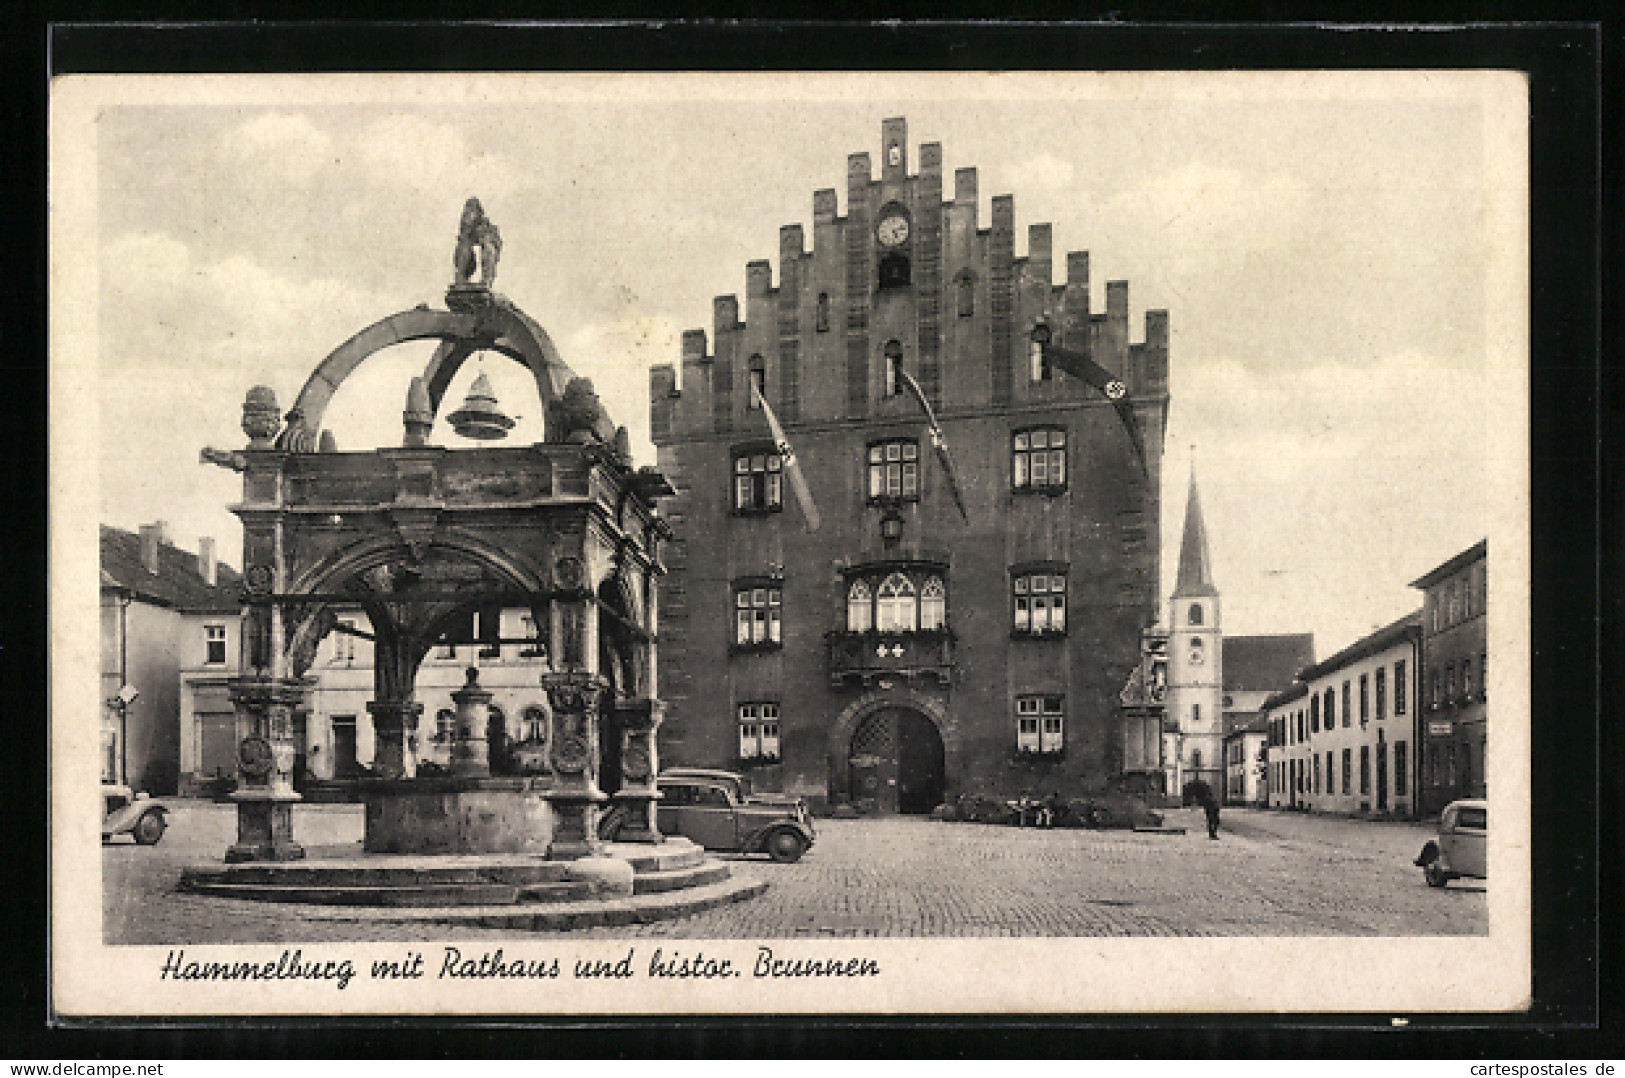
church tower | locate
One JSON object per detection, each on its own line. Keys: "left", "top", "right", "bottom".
{"left": 1167, "top": 469, "right": 1224, "bottom": 797}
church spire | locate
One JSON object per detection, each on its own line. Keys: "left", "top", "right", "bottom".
{"left": 1173, "top": 468, "right": 1218, "bottom": 598}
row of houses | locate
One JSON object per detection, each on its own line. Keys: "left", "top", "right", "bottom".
{"left": 1251, "top": 539, "right": 1487, "bottom": 818}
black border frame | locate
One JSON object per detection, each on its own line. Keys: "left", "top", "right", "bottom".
{"left": 5, "top": 15, "right": 1608, "bottom": 1059}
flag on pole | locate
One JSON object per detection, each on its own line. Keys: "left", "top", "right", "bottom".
{"left": 1029, "top": 327, "right": 1150, "bottom": 473}
{"left": 897, "top": 369, "right": 970, "bottom": 523}
{"left": 752, "top": 380, "right": 821, "bottom": 533}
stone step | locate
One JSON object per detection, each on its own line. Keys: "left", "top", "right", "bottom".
{"left": 184, "top": 881, "right": 523, "bottom": 907}
{"left": 632, "top": 861, "right": 732, "bottom": 895}
{"left": 183, "top": 859, "right": 576, "bottom": 888}
{"left": 341, "top": 876, "right": 771, "bottom": 931}
{"left": 620, "top": 845, "right": 707, "bottom": 874}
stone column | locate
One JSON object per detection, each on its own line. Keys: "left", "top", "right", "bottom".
{"left": 610, "top": 698, "right": 665, "bottom": 843}
{"left": 449, "top": 667, "right": 492, "bottom": 779}
{"left": 226, "top": 676, "right": 309, "bottom": 863}
{"left": 366, "top": 700, "right": 423, "bottom": 780}
{"left": 540, "top": 670, "right": 609, "bottom": 859}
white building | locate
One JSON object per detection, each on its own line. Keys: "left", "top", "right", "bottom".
{"left": 1265, "top": 611, "right": 1422, "bottom": 818}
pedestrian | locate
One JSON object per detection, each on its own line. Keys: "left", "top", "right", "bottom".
{"left": 1187, "top": 778, "right": 1221, "bottom": 840}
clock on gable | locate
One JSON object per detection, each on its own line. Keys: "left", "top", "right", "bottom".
{"left": 875, "top": 202, "right": 910, "bottom": 248}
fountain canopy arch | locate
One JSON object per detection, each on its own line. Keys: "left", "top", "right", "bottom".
{"left": 203, "top": 205, "right": 673, "bottom": 863}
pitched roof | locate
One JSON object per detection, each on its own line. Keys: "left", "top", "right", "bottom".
{"left": 1298, "top": 610, "right": 1423, "bottom": 682}
{"left": 1410, "top": 539, "right": 1487, "bottom": 590}
{"left": 1172, "top": 471, "right": 1218, "bottom": 598}
{"left": 100, "top": 525, "right": 242, "bottom": 614}
{"left": 1223, "top": 633, "right": 1316, "bottom": 693}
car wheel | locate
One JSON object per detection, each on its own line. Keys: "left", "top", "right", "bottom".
{"left": 132, "top": 811, "right": 166, "bottom": 846}
{"left": 765, "top": 830, "right": 806, "bottom": 864}
{"left": 1423, "top": 860, "right": 1449, "bottom": 888}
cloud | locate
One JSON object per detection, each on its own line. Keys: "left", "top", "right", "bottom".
{"left": 351, "top": 115, "right": 530, "bottom": 201}
{"left": 224, "top": 112, "right": 335, "bottom": 187}
{"left": 1008, "top": 152, "right": 1075, "bottom": 192}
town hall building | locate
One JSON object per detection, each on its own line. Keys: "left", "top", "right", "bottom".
{"left": 648, "top": 119, "right": 1172, "bottom": 812}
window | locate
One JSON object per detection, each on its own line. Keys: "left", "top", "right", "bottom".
{"left": 1327, "top": 752, "right": 1335, "bottom": 794}
{"left": 1311, "top": 695, "right": 1320, "bottom": 733}
{"left": 1192, "top": 703, "right": 1201, "bottom": 726}
{"left": 1480, "top": 651, "right": 1488, "bottom": 698}
{"left": 883, "top": 341, "right": 903, "bottom": 397}
{"left": 477, "top": 607, "right": 501, "bottom": 659}
{"left": 1446, "top": 662, "right": 1457, "bottom": 701}
{"left": 1012, "top": 572, "right": 1067, "bottom": 634}
{"left": 733, "top": 449, "right": 784, "bottom": 512}
{"left": 919, "top": 576, "right": 946, "bottom": 631}
{"left": 876, "top": 573, "right": 918, "bottom": 632}
{"left": 1012, "top": 428, "right": 1067, "bottom": 492}
{"left": 868, "top": 440, "right": 919, "bottom": 501}
{"left": 1189, "top": 603, "right": 1206, "bottom": 627}
{"left": 1314, "top": 754, "right": 1321, "bottom": 794}
{"left": 1395, "top": 659, "right": 1408, "bottom": 715}
{"left": 1394, "top": 742, "right": 1408, "bottom": 797}
{"left": 816, "top": 292, "right": 830, "bottom": 333}
{"left": 1342, "top": 748, "right": 1352, "bottom": 796}
{"left": 747, "top": 357, "right": 766, "bottom": 409}
{"left": 435, "top": 709, "right": 455, "bottom": 742}
{"left": 845, "top": 569, "right": 946, "bottom": 634}
{"left": 1030, "top": 333, "right": 1052, "bottom": 381}
{"left": 956, "top": 272, "right": 975, "bottom": 317}
{"left": 733, "top": 585, "right": 782, "bottom": 648}
{"left": 1016, "top": 696, "right": 1064, "bottom": 754}
{"left": 521, "top": 706, "right": 547, "bottom": 742}
{"left": 1359, "top": 674, "right": 1369, "bottom": 724}
{"left": 738, "top": 702, "right": 781, "bottom": 762}
{"left": 205, "top": 624, "right": 227, "bottom": 665}
{"left": 846, "top": 579, "right": 873, "bottom": 632}
{"left": 1430, "top": 667, "right": 1441, "bottom": 708}
{"left": 1342, "top": 681, "right": 1352, "bottom": 726}
{"left": 1360, "top": 745, "right": 1371, "bottom": 795}
{"left": 1376, "top": 667, "right": 1387, "bottom": 720}
{"left": 519, "top": 615, "right": 544, "bottom": 658}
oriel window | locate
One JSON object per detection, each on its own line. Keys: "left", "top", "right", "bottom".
{"left": 875, "top": 572, "right": 918, "bottom": 633}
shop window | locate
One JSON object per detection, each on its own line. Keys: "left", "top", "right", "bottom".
{"left": 1012, "top": 428, "right": 1067, "bottom": 492}
{"left": 1395, "top": 660, "right": 1408, "bottom": 715}
{"left": 733, "top": 448, "right": 784, "bottom": 513}
{"left": 868, "top": 439, "right": 919, "bottom": 502}
{"left": 732, "top": 584, "right": 782, "bottom": 649}
{"left": 1394, "top": 742, "right": 1408, "bottom": 797}
{"left": 738, "top": 702, "right": 781, "bottom": 762}
{"left": 1012, "top": 571, "right": 1067, "bottom": 635}
{"left": 205, "top": 624, "right": 227, "bottom": 666}
{"left": 1016, "top": 696, "right": 1064, "bottom": 755}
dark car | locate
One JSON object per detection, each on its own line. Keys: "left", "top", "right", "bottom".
{"left": 600, "top": 768, "right": 815, "bottom": 863}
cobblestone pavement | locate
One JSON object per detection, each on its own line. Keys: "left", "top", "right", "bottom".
{"left": 103, "top": 802, "right": 1485, "bottom": 944}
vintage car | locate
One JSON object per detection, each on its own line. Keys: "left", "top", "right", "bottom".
{"left": 1414, "top": 798, "right": 1487, "bottom": 887}
{"left": 102, "top": 783, "right": 168, "bottom": 845}
{"left": 600, "top": 768, "right": 815, "bottom": 863}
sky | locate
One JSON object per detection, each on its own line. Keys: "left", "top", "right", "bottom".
{"left": 74, "top": 72, "right": 1524, "bottom": 660}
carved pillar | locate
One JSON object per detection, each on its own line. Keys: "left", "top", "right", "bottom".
{"left": 226, "top": 676, "right": 310, "bottom": 863}
{"left": 611, "top": 698, "right": 665, "bottom": 843}
{"left": 449, "top": 667, "right": 492, "bottom": 779}
{"left": 367, "top": 700, "right": 423, "bottom": 780}
{"left": 540, "top": 670, "right": 609, "bottom": 859}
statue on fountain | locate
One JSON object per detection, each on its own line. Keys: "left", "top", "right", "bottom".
{"left": 452, "top": 197, "right": 502, "bottom": 289}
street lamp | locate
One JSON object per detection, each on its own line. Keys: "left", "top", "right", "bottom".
{"left": 112, "top": 684, "right": 139, "bottom": 786}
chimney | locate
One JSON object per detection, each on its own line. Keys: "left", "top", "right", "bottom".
{"left": 138, "top": 524, "right": 161, "bottom": 574}
{"left": 197, "top": 537, "right": 217, "bottom": 586}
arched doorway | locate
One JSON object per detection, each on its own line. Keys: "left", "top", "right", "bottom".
{"left": 847, "top": 707, "right": 944, "bottom": 814}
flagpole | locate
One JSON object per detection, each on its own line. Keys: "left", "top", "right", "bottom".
{"left": 752, "top": 381, "right": 821, "bottom": 533}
